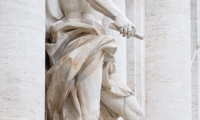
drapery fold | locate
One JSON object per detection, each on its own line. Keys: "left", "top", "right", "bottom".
{"left": 45, "top": 19, "right": 135, "bottom": 120}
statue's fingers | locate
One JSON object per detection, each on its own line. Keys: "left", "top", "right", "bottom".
{"left": 130, "top": 31, "right": 134, "bottom": 36}
{"left": 123, "top": 26, "right": 128, "bottom": 37}
{"left": 131, "top": 25, "right": 137, "bottom": 32}
{"left": 127, "top": 29, "right": 131, "bottom": 38}
{"left": 127, "top": 32, "right": 130, "bottom": 38}
{"left": 127, "top": 31, "right": 132, "bottom": 38}
{"left": 127, "top": 25, "right": 132, "bottom": 37}
{"left": 120, "top": 27, "right": 123, "bottom": 34}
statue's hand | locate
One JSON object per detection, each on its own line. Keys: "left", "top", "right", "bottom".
{"left": 113, "top": 16, "right": 136, "bottom": 38}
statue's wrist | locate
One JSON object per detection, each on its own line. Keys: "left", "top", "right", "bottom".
{"left": 114, "top": 12, "right": 126, "bottom": 21}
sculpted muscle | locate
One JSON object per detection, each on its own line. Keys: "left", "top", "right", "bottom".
{"left": 60, "top": 0, "right": 83, "bottom": 19}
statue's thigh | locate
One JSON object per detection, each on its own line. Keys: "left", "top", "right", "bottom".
{"left": 77, "top": 65, "right": 103, "bottom": 117}
{"left": 101, "top": 89, "right": 143, "bottom": 120}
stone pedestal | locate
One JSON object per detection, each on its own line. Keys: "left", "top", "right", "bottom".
{"left": 145, "top": 0, "right": 192, "bottom": 120}
{"left": 0, "top": 1, "right": 45, "bottom": 120}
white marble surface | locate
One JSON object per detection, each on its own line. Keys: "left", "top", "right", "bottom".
{"left": 103, "top": 0, "right": 127, "bottom": 85}
{"left": 126, "top": 0, "right": 146, "bottom": 119}
{"left": 145, "top": 0, "right": 192, "bottom": 120}
{"left": 1, "top": 0, "right": 199, "bottom": 120}
{"left": 197, "top": 0, "right": 200, "bottom": 118}
{"left": 45, "top": 0, "right": 143, "bottom": 120}
{"left": 191, "top": 0, "right": 198, "bottom": 119}
{"left": 102, "top": 2, "right": 126, "bottom": 119}
{"left": 0, "top": 0, "right": 45, "bottom": 120}
{"left": 103, "top": 0, "right": 127, "bottom": 120}
{"left": 126, "top": 0, "right": 136, "bottom": 92}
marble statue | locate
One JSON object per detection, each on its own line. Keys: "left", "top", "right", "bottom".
{"left": 45, "top": 0, "right": 144, "bottom": 120}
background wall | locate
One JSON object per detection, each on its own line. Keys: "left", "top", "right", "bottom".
{"left": 191, "top": 0, "right": 199, "bottom": 119}
{"left": 198, "top": 0, "right": 200, "bottom": 119}
{"left": 0, "top": 0, "right": 200, "bottom": 120}
{"left": 126, "top": 1, "right": 146, "bottom": 118}
{"left": 145, "top": 0, "right": 192, "bottom": 120}
{"left": 0, "top": 0, "right": 45, "bottom": 120}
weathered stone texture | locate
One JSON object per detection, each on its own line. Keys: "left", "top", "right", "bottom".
{"left": 0, "top": 0, "right": 45, "bottom": 120}
{"left": 126, "top": 0, "right": 146, "bottom": 118}
{"left": 145, "top": 0, "right": 192, "bottom": 120}
{"left": 197, "top": 0, "right": 200, "bottom": 118}
{"left": 191, "top": 0, "right": 199, "bottom": 120}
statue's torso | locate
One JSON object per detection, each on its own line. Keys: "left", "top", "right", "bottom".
{"left": 60, "top": 0, "right": 103, "bottom": 24}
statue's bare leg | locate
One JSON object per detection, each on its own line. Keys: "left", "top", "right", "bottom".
{"left": 101, "top": 89, "right": 144, "bottom": 120}
{"left": 77, "top": 51, "right": 103, "bottom": 120}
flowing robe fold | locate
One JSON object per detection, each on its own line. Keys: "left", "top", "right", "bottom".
{"left": 45, "top": 19, "right": 134, "bottom": 120}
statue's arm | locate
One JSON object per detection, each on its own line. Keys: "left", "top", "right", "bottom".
{"left": 86, "top": 0, "right": 136, "bottom": 37}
